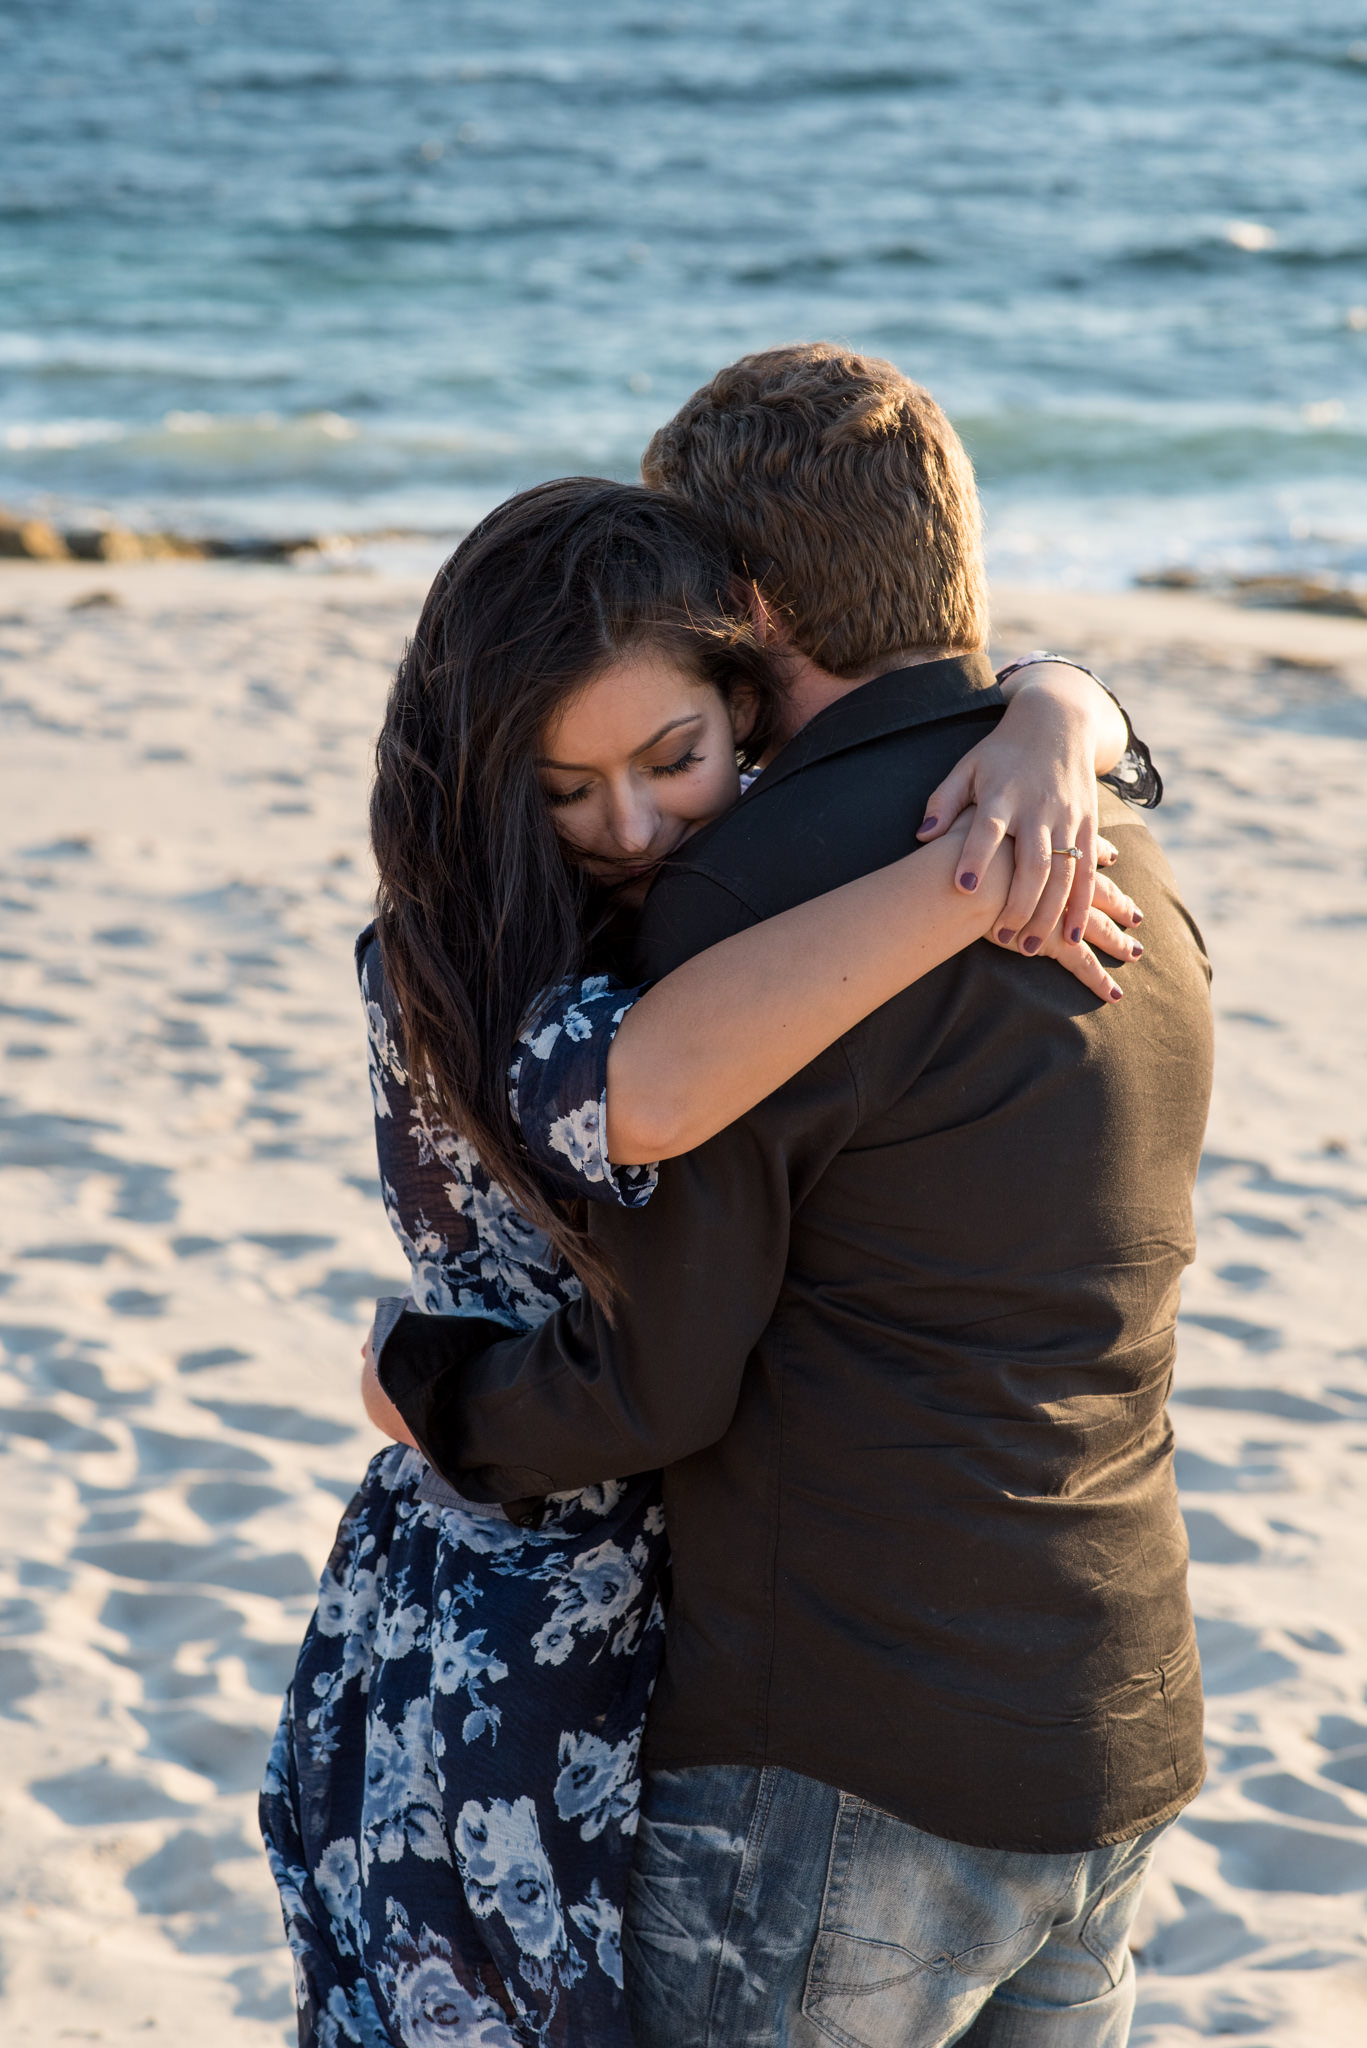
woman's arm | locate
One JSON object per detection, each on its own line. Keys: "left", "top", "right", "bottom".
{"left": 605, "top": 820, "right": 1142, "bottom": 1166}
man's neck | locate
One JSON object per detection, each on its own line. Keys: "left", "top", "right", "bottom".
{"left": 763, "top": 645, "right": 959, "bottom": 761}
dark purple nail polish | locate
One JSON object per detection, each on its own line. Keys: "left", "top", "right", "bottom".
{"left": 1070, "top": 926, "right": 1082, "bottom": 945}
{"left": 959, "top": 871, "right": 978, "bottom": 892}
{"left": 1131, "top": 908, "right": 1144, "bottom": 924}
{"left": 920, "top": 815, "right": 938, "bottom": 833}
{"left": 1131, "top": 941, "right": 1144, "bottom": 957}
{"left": 1108, "top": 986, "right": 1124, "bottom": 1000}
{"left": 997, "top": 928, "right": 1016, "bottom": 944}
{"left": 1022, "top": 935, "right": 1042, "bottom": 955}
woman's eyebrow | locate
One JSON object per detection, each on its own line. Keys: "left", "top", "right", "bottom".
{"left": 538, "top": 712, "right": 703, "bottom": 771}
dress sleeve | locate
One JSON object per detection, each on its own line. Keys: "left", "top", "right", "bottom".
{"left": 511, "top": 976, "right": 658, "bottom": 1209}
{"left": 995, "top": 654, "right": 1163, "bottom": 808}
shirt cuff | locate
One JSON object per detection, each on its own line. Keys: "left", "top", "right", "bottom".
{"left": 373, "top": 1304, "right": 556, "bottom": 1515}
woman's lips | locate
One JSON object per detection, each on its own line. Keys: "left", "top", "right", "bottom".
{"left": 580, "top": 829, "right": 697, "bottom": 885}
{"left": 594, "top": 841, "right": 683, "bottom": 881}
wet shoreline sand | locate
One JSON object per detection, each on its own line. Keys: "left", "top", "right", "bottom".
{"left": 1, "top": 563, "right": 1365, "bottom": 2043}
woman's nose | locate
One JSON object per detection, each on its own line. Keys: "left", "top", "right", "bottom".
{"left": 606, "top": 783, "right": 659, "bottom": 855}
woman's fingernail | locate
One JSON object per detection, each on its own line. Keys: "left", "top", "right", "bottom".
{"left": 1070, "top": 926, "right": 1082, "bottom": 945}
{"left": 920, "top": 815, "right": 938, "bottom": 833}
{"left": 997, "top": 928, "right": 1016, "bottom": 944}
{"left": 1131, "top": 908, "right": 1144, "bottom": 924}
{"left": 1109, "top": 985, "right": 1124, "bottom": 1000}
{"left": 1131, "top": 941, "right": 1144, "bottom": 957}
{"left": 1022, "top": 935, "right": 1042, "bottom": 955}
{"left": 959, "top": 871, "right": 978, "bottom": 891}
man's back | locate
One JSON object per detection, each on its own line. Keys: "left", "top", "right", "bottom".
{"left": 627, "top": 656, "right": 1213, "bottom": 1850}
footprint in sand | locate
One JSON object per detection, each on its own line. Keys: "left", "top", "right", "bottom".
{"left": 1175, "top": 1445, "right": 1289, "bottom": 1492}
{"left": 135, "top": 1707, "right": 275, "bottom": 1794}
{"left": 30, "top": 1760, "right": 196, "bottom": 1825}
{"left": 132, "top": 1424, "right": 271, "bottom": 1475}
{"left": 75, "top": 1535, "right": 318, "bottom": 1598}
{"left": 1242, "top": 1772, "right": 1366, "bottom": 1830}
{"left": 1182, "top": 1819, "right": 1367, "bottom": 1896}
{"left": 190, "top": 1397, "right": 355, "bottom": 1444}
{"left": 1183, "top": 1509, "right": 1262, "bottom": 1565}
{"left": 1194, "top": 1616, "right": 1297, "bottom": 1694}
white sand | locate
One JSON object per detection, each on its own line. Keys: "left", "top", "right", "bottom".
{"left": 0, "top": 562, "right": 1364, "bottom": 2044}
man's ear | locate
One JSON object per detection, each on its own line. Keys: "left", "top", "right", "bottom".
{"left": 726, "top": 684, "right": 759, "bottom": 746}
{"left": 731, "top": 577, "right": 782, "bottom": 644}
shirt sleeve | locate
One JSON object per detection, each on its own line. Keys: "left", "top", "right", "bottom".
{"left": 375, "top": 863, "right": 863, "bottom": 1500}
{"left": 511, "top": 975, "right": 658, "bottom": 1209}
{"left": 376, "top": 1037, "right": 861, "bottom": 1500}
{"left": 995, "top": 654, "right": 1163, "bottom": 808}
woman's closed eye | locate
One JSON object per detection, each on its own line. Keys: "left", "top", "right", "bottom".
{"left": 543, "top": 748, "right": 703, "bottom": 808}
{"left": 544, "top": 781, "right": 592, "bottom": 809}
{"left": 650, "top": 747, "right": 702, "bottom": 780}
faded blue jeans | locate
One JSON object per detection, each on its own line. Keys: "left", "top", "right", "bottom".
{"left": 624, "top": 1764, "right": 1169, "bottom": 2048}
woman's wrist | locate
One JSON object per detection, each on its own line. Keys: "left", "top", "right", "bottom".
{"left": 909, "top": 818, "right": 1010, "bottom": 931}
{"left": 997, "top": 658, "right": 1128, "bottom": 775}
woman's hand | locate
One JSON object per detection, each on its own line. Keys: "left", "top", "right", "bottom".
{"left": 988, "top": 851, "right": 1146, "bottom": 1003}
{"left": 916, "top": 660, "right": 1129, "bottom": 954}
{"left": 361, "top": 1327, "right": 418, "bottom": 1448}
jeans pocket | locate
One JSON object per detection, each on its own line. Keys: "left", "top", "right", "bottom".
{"left": 801, "top": 1798, "right": 1084, "bottom": 2048}
{"left": 1079, "top": 1823, "right": 1172, "bottom": 1989}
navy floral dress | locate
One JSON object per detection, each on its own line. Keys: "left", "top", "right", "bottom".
{"left": 260, "top": 931, "right": 666, "bottom": 2048}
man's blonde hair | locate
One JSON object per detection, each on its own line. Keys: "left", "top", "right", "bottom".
{"left": 642, "top": 343, "right": 988, "bottom": 678}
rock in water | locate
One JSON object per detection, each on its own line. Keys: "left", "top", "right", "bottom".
{"left": 64, "top": 526, "right": 149, "bottom": 562}
{"left": 0, "top": 512, "right": 70, "bottom": 560}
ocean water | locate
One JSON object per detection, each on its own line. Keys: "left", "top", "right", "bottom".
{"left": 3, "top": 0, "right": 1367, "bottom": 586}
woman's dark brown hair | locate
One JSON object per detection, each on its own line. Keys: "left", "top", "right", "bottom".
{"left": 370, "top": 476, "right": 782, "bottom": 1306}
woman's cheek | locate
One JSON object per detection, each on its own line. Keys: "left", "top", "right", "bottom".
{"left": 696, "top": 757, "right": 742, "bottom": 820}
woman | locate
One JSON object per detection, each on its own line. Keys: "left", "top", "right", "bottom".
{"left": 260, "top": 479, "right": 1150, "bottom": 2048}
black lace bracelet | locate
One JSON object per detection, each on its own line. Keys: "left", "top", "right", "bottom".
{"left": 995, "top": 653, "right": 1163, "bottom": 809}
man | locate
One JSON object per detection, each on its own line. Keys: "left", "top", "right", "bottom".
{"left": 379, "top": 345, "right": 1213, "bottom": 2045}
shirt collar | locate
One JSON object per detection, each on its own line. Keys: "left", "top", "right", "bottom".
{"left": 749, "top": 652, "right": 1003, "bottom": 799}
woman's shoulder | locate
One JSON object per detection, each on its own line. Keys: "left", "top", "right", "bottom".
{"left": 514, "top": 974, "right": 656, "bottom": 1210}
{"left": 356, "top": 924, "right": 409, "bottom": 1087}
{"left": 355, "top": 921, "right": 382, "bottom": 990}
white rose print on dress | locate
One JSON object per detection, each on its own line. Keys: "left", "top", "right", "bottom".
{"left": 379, "top": 1904, "right": 524, "bottom": 2048}
{"left": 530, "top": 1539, "right": 649, "bottom": 1666}
{"left": 554, "top": 1730, "right": 640, "bottom": 1840}
{"left": 546, "top": 1098, "right": 609, "bottom": 1184}
{"left": 569, "top": 1880, "right": 624, "bottom": 1988}
{"left": 430, "top": 1584, "right": 509, "bottom": 1746}
{"left": 313, "top": 1838, "right": 363, "bottom": 1954}
{"left": 361, "top": 1695, "right": 451, "bottom": 1876}
{"left": 315, "top": 1554, "right": 382, "bottom": 1677}
{"left": 453, "top": 1796, "right": 584, "bottom": 1995}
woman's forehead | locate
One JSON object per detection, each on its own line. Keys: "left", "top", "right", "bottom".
{"left": 542, "top": 652, "right": 715, "bottom": 765}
